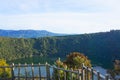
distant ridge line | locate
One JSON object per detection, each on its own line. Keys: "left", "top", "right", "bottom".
{"left": 0, "top": 29, "right": 67, "bottom": 38}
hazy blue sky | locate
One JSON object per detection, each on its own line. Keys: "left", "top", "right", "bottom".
{"left": 0, "top": 0, "right": 120, "bottom": 34}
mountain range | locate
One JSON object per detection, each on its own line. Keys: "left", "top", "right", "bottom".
{"left": 0, "top": 29, "right": 66, "bottom": 38}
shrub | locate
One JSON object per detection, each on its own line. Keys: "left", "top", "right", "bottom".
{"left": 54, "top": 52, "right": 92, "bottom": 80}
{"left": 0, "top": 59, "right": 11, "bottom": 78}
{"left": 64, "top": 52, "right": 91, "bottom": 69}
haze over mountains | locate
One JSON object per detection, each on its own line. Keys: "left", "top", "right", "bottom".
{"left": 0, "top": 29, "right": 66, "bottom": 38}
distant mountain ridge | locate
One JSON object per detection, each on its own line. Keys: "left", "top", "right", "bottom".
{"left": 0, "top": 29, "right": 66, "bottom": 38}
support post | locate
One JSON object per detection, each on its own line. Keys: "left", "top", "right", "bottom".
{"left": 64, "top": 71, "right": 66, "bottom": 80}
{"left": 78, "top": 69, "right": 81, "bottom": 80}
{"left": 38, "top": 63, "right": 41, "bottom": 80}
{"left": 70, "top": 68, "right": 73, "bottom": 80}
{"left": 82, "top": 63, "right": 85, "bottom": 80}
{"left": 18, "top": 63, "right": 21, "bottom": 80}
{"left": 97, "top": 71, "right": 100, "bottom": 80}
{"left": 11, "top": 63, "right": 14, "bottom": 80}
{"left": 105, "top": 74, "right": 109, "bottom": 80}
{"left": 91, "top": 68, "right": 94, "bottom": 80}
{"left": 57, "top": 69, "right": 60, "bottom": 80}
{"left": 31, "top": 63, "right": 34, "bottom": 80}
{"left": 46, "top": 62, "right": 50, "bottom": 80}
{"left": 52, "top": 66, "right": 56, "bottom": 80}
{"left": 24, "top": 63, "right": 28, "bottom": 80}
{"left": 86, "top": 67, "right": 89, "bottom": 80}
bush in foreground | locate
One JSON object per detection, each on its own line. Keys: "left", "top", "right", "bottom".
{"left": 54, "top": 52, "right": 92, "bottom": 80}
{"left": 0, "top": 59, "right": 11, "bottom": 78}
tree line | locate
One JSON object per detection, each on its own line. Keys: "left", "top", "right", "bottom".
{"left": 0, "top": 30, "right": 120, "bottom": 69}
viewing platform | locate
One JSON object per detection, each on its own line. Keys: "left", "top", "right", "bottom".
{"left": 0, "top": 63, "right": 110, "bottom": 80}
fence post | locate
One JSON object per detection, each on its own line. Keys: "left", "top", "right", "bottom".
{"left": 46, "top": 62, "right": 50, "bottom": 80}
{"left": 52, "top": 66, "right": 56, "bottom": 80}
{"left": 64, "top": 71, "right": 66, "bottom": 80}
{"left": 105, "top": 74, "right": 109, "bottom": 80}
{"left": 31, "top": 63, "right": 34, "bottom": 80}
{"left": 24, "top": 63, "right": 28, "bottom": 80}
{"left": 38, "top": 63, "right": 41, "bottom": 80}
{"left": 78, "top": 69, "right": 81, "bottom": 80}
{"left": 81, "top": 67, "right": 84, "bottom": 80}
{"left": 91, "top": 68, "right": 94, "bottom": 80}
{"left": 82, "top": 63, "right": 85, "bottom": 80}
{"left": 18, "top": 63, "right": 21, "bottom": 80}
{"left": 86, "top": 67, "right": 89, "bottom": 80}
{"left": 57, "top": 68, "right": 60, "bottom": 80}
{"left": 97, "top": 71, "right": 100, "bottom": 80}
{"left": 70, "top": 68, "right": 73, "bottom": 80}
{"left": 11, "top": 63, "right": 14, "bottom": 80}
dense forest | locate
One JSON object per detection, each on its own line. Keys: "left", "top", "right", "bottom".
{"left": 0, "top": 30, "right": 120, "bottom": 69}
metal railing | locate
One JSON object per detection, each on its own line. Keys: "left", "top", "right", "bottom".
{"left": 0, "top": 63, "right": 110, "bottom": 80}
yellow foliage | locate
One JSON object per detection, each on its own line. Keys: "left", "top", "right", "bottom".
{"left": 55, "top": 52, "right": 92, "bottom": 80}
{"left": 0, "top": 59, "right": 11, "bottom": 78}
{"left": 65, "top": 52, "right": 91, "bottom": 69}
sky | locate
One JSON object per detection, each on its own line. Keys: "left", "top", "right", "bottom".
{"left": 0, "top": 0, "right": 120, "bottom": 34}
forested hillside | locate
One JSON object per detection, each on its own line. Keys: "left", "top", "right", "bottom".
{"left": 0, "top": 30, "right": 120, "bottom": 69}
